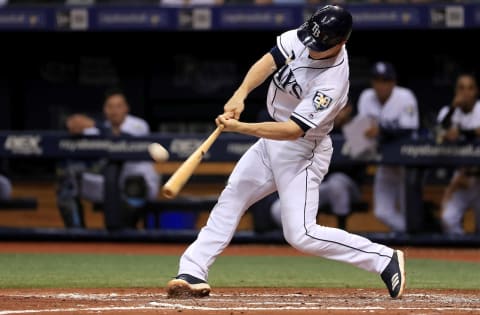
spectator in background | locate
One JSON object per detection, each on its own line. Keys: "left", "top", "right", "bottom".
{"left": 357, "top": 61, "right": 419, "bottom": 233}
{"left": 436, "top": 73, "right": 480, "bottom": 235}
{"left": 56, "top": 88, "right": 160, "bottom": 229}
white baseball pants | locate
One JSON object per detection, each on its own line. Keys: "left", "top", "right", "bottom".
{"left": 179, "top": 137, "right": 393, "bottom": 281}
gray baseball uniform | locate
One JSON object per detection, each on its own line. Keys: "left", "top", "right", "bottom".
{"left": 437, "top": 100, "right": 480, "bottom": 234}
{"left": 80, "top": 114, "right": 160, "bottom": 202}
{"left": 357, "top": 86, "right": 419, "bottom": 232}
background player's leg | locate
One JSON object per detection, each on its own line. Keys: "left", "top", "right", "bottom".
{"left": 251, "top": 192, "right": 280, "bottom": 232}
{"left": 373, "top": 166, "right": 406, "bottom": 232}
{"left": 441, "top": 189, "right": 471, "bottom": 235}
{"left": 271, "top": 139, "right": 393, "bottom": 274}
{"left": 0, "top": 175, "right": 12, "bottom": 200}
{"left": 80, "top": 172, "right": 104, "bottom": 203}
{"left": 56, "top": 163, "right": 86, "bottom": 228}
{"left": 325, "top": 172, "right": 360, "bottom": 216}
{"left": 472, "top": 184, "right": 480, "bottom": 234}
{"left": 179, "top": 139, "right": 276, "bottom": 281}
{"left": 271, "top": 183, "right": 330, "bottom": 228}
{"left": 270, "top": 198, "right": 282, "bottom": 228}
{"left": 118, "top": 162, "right": 161, "bottom": 228}
{"left": 470, "top": 178, "right": 480, "bottom": 235}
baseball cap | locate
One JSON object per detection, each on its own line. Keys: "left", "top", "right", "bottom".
{"left": 371, "top": 61, "right": 396, "bottom": 80}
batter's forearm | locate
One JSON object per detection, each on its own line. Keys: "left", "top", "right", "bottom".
{"left": 235, "top": 121, "right": 303, "bottom": 140}
{"left": 234, "top": 53, "right": 277, "bottom": 99}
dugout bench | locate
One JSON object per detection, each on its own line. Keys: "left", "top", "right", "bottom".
{"left": 139, "top": 193, "right": 369, "bottom": 231}
{"left": 1, "top": 131, "right": 476, "bottom": 234}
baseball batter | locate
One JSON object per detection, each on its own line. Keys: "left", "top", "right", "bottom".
{"left": 167, "top": 5, "right": 405, "bottom": 299}
{"left": 357, "top": 61, "right": 419, "bottom": 232}
{"left": 437, "top": 73, "right": 480, "bottom": 235}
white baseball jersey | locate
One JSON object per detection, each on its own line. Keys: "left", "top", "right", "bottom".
{"left": 177, "top": 29, "right": 395, "bottom": 283}
{"left": 267, "top": 30, "right": 350, "bottom": 140}
{"left": 357, "top": 87, "right": 419, "bottom": 129}
{"left": 357, "top": 85, "right": 418, "bottom": 232}
{"left": 437, "top": 100, "right": 480, "bottom": 129}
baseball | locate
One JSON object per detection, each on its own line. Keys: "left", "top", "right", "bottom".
{"left": 148, "top": 143, "right": 169, "bottom": 162}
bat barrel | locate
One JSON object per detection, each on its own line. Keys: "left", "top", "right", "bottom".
{"left": 161, "top": 125, "right": 224, "bottom": 199}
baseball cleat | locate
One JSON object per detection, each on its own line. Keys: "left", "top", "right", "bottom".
{"left": 381, "top": 250, "right": 406, "bottom": 299}
{"left": 166, "top": 274, "right": 211, "bottom": 298}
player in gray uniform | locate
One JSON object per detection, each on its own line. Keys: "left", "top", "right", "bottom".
{"left": 437, "top": 73, "right": 480, "bottom": 235}
{"left": 167, "top": 5, "right": 405, "bottom": 299}
{"left": 57, "top": 89, "right": 160, "bottom": 229}
{"left": 357, "top": 62, "right": 419, "bottom": 233}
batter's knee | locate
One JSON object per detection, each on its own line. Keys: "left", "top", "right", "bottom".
{"left": 283, "top": 227, "right": 332, "bottom": 256}
{"left": 282, "top": 226, "right": 313, "bottom": 251}
{"left": 283, "top": 230, "right": 303, "bottom": 250}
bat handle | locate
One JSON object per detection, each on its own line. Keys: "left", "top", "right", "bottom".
{"left": 216, "top": 124, "right": 224, "bottom": 133}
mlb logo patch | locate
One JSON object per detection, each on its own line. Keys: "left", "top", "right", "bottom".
{"left": 313, "top": 91, "right": 332, "bottom": 111}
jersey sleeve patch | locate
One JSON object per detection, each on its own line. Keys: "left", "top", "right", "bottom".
{"left": 313, "top": 91, "right": 333, "bottom": 111}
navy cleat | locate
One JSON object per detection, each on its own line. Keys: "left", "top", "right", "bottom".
{"left": 381, "top": 250, "right": 406, "bottom": 299}
{"left": 166, "top": 274, "right": 211, "bottom": 298}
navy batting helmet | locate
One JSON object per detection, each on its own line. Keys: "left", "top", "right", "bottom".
{"left": 297, "top": 5, "right": 353, "bottom": 52}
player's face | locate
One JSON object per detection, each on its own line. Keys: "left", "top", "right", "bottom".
{"left": 372, "top": 79, "right": 395, "bottom": 104}
{"left": 455, "top": 75, "right": 478, "bottom": 109}
{"left": 104, "top": 94, "right": 129, "bottom": 126}
{"left": 308, "top": 42, "right": 344, "bottom": 59}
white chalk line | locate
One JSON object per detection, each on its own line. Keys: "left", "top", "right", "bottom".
{"left": 1, "top": 292, "right": 479, "bottom": 314}
{"left": 3, "top": 292, "right": 479, "bottom": 301}
{"left": 0, "top": 306, "right": 156, "bottom": 315}
{"left": 1, "top": 303, "right": 479, "bottom": 315}
{"left": 2, "top": 293, "right": 306, "bottom": 299}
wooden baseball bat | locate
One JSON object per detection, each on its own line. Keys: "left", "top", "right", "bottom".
{"left": 162, "top": 125, "right": 224, "bottom": 199}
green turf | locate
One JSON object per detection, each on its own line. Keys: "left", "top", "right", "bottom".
{"left": 0, "top": 253, "right": 478, "bottom": 289}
